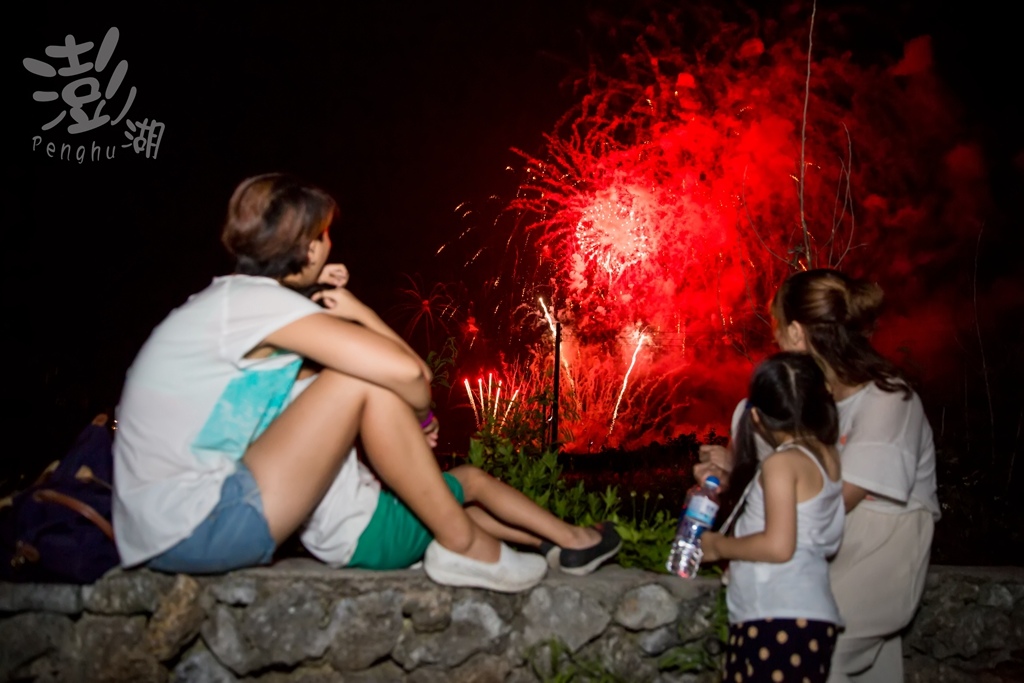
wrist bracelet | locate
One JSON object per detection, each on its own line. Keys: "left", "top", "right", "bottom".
{"left": 419, "top": 411, "right": 435, "bottom": 429}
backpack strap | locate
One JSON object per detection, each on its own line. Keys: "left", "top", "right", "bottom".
{"left": 32, "top": 489, "right": 115, "bottom": 542}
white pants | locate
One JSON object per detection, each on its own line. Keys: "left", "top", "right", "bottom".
{"left": 826, "top": 507, "right": 933, "bottom": 682}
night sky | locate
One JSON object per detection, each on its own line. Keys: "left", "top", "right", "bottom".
{"left": 4, "top": 1, "right": 1022, "bottom": 479}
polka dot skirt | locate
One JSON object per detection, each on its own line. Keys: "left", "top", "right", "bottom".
{"left": 723, "top": 618, "right": 837, "bottom": 682}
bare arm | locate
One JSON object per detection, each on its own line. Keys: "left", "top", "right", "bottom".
{"left": 264, "top": 313, "right": 432, "bottom": 413}
{"left": 314, "top": 286, "right": 433, "bottom": 383}
{"left": 842, "top": 481, "right": 869, "bottom": 512}
{"left": 700, "top": 452, "right": 799, "bottom": 564}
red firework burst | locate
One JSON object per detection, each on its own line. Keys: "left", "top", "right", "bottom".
{"left": 389, "top": 274, "right": 458, "bottom": 351}
{"left": 484, "top": 4, "right": 966, "bottom": 451}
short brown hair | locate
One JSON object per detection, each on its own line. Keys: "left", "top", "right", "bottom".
{"left": 221, "top": 173, "right": 338, "bottom": 278}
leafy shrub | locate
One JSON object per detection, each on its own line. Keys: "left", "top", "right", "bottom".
{"left": 461, "top": 379, "right": 685, "bottom": 574}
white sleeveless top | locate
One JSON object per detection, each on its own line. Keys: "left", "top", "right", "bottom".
{"left": 726, "top": 442, "right": 846, "bottom": 625}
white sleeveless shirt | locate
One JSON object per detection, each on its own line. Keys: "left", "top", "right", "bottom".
{"left": 726, "top": 442, "right": 846, "bottom": 625}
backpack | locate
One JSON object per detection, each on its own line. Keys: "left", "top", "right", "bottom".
{"left": 0, "top": 415, "right": 121, "bottom": 583}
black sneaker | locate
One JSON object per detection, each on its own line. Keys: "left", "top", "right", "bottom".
{"left": 555, "top": 523, "right": 622, "bottom": 576}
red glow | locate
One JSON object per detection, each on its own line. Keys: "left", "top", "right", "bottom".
{"left": 449, "top": 10, "right": 975, "bottom": 452}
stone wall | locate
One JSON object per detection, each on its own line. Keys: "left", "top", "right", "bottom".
{"left": 0, "top": 562, "right": 1021, "bottom": 682}
{"left": 904, "top": 566, "right": 1024, "bottom": 682}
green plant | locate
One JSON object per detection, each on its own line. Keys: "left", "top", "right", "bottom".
{"left": 426, "top": 336, "right": 458, "bottom": 392}
{"left": 710, "top": 580, "right": 729, "bottom": 643}
{"left": 612, "top": 491, "right": 677, "bottom": 571}
{"left": 467, "top": 428, "right": 689, "bottom": 574}
{"left": 464, "top": 377, "right": 688, "bottom": 572}
{"left": 465, "top": 371, "right": 617, "bottom": 524}
{"left": 473, "top": 372, "right": 559, "bottom": 455}
{"left": 467, "top": 438, "right": 618, "bottom": 527}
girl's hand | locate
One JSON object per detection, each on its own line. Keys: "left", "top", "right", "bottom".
{"left": 700, "top": 531, "right": 724, "bottom": 563}
{"left": 695, "top": 444, "right": 734, "bottom": 488}
{"left": 312, "top": 286, "right": 365, "bottom": 319}
{"left": 317, "top": 263, "right": 350, "bottom": 288}
{"left": 699, "top": 444, "right": 734, "bottom": 471}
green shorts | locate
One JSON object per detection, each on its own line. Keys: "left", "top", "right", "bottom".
{"left": 347, "top": 472, "right": 464, "bottom": 570}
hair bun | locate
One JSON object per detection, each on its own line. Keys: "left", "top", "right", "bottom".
{"left": 844, "top": 279, "right": 884, "bottom": 332}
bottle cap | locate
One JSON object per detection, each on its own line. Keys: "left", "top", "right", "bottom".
{"left": 706, "top": 476, "right": 721, "bottom": 488}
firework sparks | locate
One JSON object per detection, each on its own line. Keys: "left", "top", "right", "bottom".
{"left": 478, "top": 378, "right": 485, "bottom": 418}
{"left": 500, "top": 389, "right": 520, "bottom": 428}
{"left": 464, "top": 378, "right": 480, "bottom": 426}
{"left": 608, "top": 329, "right": 649, "bottom": 438}
{"left": 464, "top": 372, "right": 521, "bottom": 431}
{"left": 575, "top": 186, "right": 655, "bottom": 281}
{"left": 538, "top": 297, "right": 557, "bottom": 336}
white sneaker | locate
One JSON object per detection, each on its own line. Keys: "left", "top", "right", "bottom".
{"left": 423, "top": 540, "right": 547, "bottom": 593}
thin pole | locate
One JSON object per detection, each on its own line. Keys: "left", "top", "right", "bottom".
{"left": 551, "top": 320, "right": 561, "bottom": 449}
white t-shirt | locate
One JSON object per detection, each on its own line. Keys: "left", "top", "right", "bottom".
{"left": 299, "top": 452, "right": 383, "bottom": 567}
{"left": 112, "top": 275, "right": 326, "bottom": 566}
{"left": 729, "top": 381, "right": 940, "bottom": 521}
{"left": 835, "top": 384, "right": 940, "bottom": 520}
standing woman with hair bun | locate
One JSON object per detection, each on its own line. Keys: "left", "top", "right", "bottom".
{"left": 697, "top": 269, "right": 940, "bottom": 683}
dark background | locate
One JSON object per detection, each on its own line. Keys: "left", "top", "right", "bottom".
{"left": 5, "top": 2, "right": 589, "bottom": 472}
{"left": 4, "top": 1, "right": 1022, "bottom": 510}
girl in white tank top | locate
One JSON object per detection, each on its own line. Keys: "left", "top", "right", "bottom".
{"left": 698, "top": 352, "right": 845, "bottom": 683}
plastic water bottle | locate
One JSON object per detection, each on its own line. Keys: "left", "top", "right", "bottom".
{"left": 667, "top": 476, "right": 721, "bottom": 578}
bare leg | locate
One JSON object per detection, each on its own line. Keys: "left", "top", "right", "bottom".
{"left": 464, "top": 505, "right": 541, "bottom": 547}
{"left": 244, "top": 370, "right": 499, "bottom": 562}
{"left": 448, "top": 465, "right": 600, "bottom": 550}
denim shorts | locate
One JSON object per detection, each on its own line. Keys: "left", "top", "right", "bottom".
{"left": 148, "top": 462, "right": 277, "bottom": 574}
